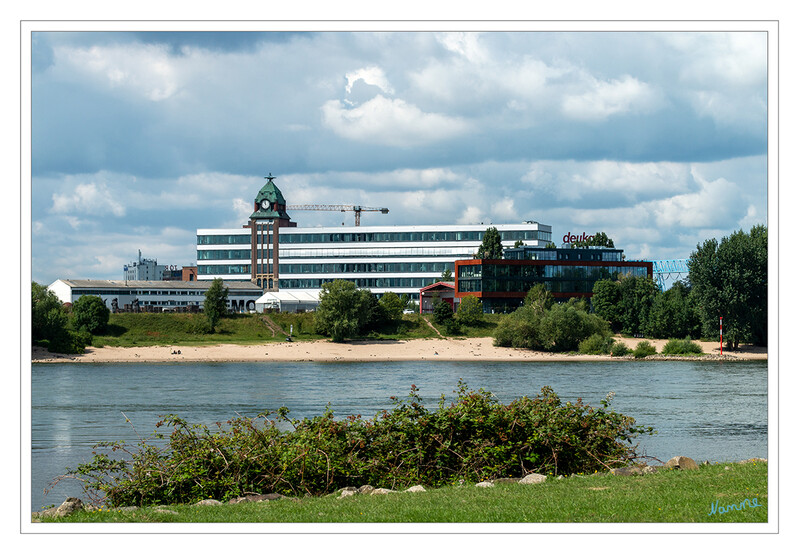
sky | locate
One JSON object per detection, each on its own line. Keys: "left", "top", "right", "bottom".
{"left": 29, "top": 28, "right": 771, "bottom": 285}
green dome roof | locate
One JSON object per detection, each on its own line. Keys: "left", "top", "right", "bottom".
{"left": 251, "top": 174, "right": 291, "bottom": 220}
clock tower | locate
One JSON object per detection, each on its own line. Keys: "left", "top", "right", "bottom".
{"left": 247, "top": 173, "right": 296, "bottom": 290}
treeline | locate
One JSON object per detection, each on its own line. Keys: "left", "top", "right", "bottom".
{"left": 32, "top": 283, "right": 110, "bottom": 354}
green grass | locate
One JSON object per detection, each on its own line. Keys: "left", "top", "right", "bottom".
{"left": 39, "top": 461, "right": 767, "bottom": 524}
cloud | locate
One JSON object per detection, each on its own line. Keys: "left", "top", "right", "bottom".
{"left": 50, "top": 183, "right": 126, "bottom": 217}
{"left": 561, "top": 75, "right": 660, "bottom": 121}
{"left": 320, "top": 95, "right": 470, "bottom": 147}
{"left": 345, "top": 66, "right": 394, "bottom": 95}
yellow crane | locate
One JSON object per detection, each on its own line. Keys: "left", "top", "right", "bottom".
{"left": 287, "top": 204, "right": 389, "bottom": 226}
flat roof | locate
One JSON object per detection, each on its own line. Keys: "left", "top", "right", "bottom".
{"left": 53, "top": 279, "right": 262, "bottom": 291}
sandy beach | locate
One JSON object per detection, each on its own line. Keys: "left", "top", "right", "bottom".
{"left": 31, "top": 336, "right": 767, "bottom": 363}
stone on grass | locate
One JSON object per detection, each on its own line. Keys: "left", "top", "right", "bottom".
{"left": 664, "top": 456, "right": 699, "bottom": 470}
{"left": 475, "top": 481, "right": 494, "bottom": 488}
{"left": 404, "top": 485, "right": 426, "bottom": 493}
{"left": 371, "top": 488, "right": 395, "bottom": 495}
{"left": 337, "top": 489, "right": 357, "bottom": 499}
{"left": 228, "top": 493, "right": 284, "bottom": 504}
{"left": 519, "top": 473, "right": 547, "bottom": 485}
{"left": 194, "top": 499, "right": 222, "bottom": 506}
{"left": 358, "top": 485, "right": 375, "bottom": 495}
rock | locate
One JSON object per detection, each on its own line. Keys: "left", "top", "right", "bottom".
{"left": 194, "top": 499, "right": 222, "bottom": 506}
{"left": 153, "top": 507, "right": 179, "bottom": 515}
{"left": 492, "top": 478, "right": 521, "bottom": 485}
{"left": 738, "top": 458, "right": 767, "bottom": 464}
{"left": 475, "top": 481, "right": 494, "bottom": 488}
{"left": 404, "top": 485, "right": 426, "bottom": 493}
{"left": 642, "top": 466, "right": 660, "bottom": 474}
{"left": 519, "top": 473, "right": 547, "bottom": 485}
{"left": 118, "top": 506, "right": 139, "bottom": 512}
{"left": 228, "top": 493, "right": 284, "bottom": 504}
{"left": 35, "top": 497, "right": 85, "bottom": 519}
{"left": 357, "top": 485, "right": 375, "bottom": 495}
{"left": 611, "top": 466, "right": 643, "bottom": 476}
{"left": 371, "top": 488, "right": 395, "bottom": 495}
{"left": 337, "top": 489, "right": 357, "bottom": 499}
{"left": 664, "top": 456, "right": 699, "bottom": 470}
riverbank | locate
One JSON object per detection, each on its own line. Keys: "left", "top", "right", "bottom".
{"left": 31, "top": 336, "right": 767, "bottom": 363}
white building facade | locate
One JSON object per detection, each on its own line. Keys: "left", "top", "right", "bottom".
{"left": 197, "top": 222, "right": 553, "bottom": 300}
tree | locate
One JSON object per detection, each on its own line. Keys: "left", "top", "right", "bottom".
{"left": 378, "top": 292, "right": 405, "bottom": 323}
{"left": 573, "top": 232, "right": 615, "bottom": 249}
{"left": 524, "top": 284, "right": 554, "bottom": 313}
{"left": 314, "top": 280, "right": 377, "bottom": 341}
{"left": 204, "top": 278, "right": 229, "bottom": 332}
{"left": 72, "top": 295, "right": 110, "bottom": 334}
{"left": 644, "top": 280, "right": 701, "bottom": 339}
{"left": 441, "top": 267, "right": 453, "bottom": 281}
{"left": 32, "top": 282, "right": 68, "bottom": 343}
{"left": 688, "top": 225, "right": 767, "bottom": 349}
{"left": 475, "top": 227, "right": 503, "bottom": 259}
{"left": 456, "top": 295, "right": 484, "bottom": 326}
{"left": 618, "top": 275, "right": 659, "bottom": 336}
{"left": 591, "top": 279, "right": 623, "bottom": 331}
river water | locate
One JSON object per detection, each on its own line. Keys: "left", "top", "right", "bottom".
{"left": 30, "top": 359, "right": 767, "bottom": 511}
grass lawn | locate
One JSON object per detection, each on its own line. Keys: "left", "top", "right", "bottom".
{"left": 38, "top": 461, "right": 767, "bottom": 524}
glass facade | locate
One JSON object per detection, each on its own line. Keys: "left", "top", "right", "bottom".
{"left": 278, "top": 229, "right": 551, "bottom": 244}
{"left": 280, "top": 261, "right": 452, "bottom": 275}
{"left": 280, "top": 277, "right": 438, "bottom": 289}
{"left": 198, "top": 264, "right": 251, "bottom": 275}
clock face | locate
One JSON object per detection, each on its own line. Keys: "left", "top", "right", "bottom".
{"left": 260, "top": 199, "right": 271, "bottom": 210}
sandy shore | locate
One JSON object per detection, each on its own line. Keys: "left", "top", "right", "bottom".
{"left": 31, "top": 336, "right": 767, "bottom": 363}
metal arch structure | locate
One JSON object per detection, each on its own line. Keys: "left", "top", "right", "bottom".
{"left": 287, "top": 204, "right": 389, "bottom": 226}
{"left": 650, "top": 259, "right": 690, "bottom": 290}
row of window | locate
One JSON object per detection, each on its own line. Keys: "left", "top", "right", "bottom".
{"left": 198, "top": 249, "right": 258, "bottom": 260}
{"left": 198, "top": 229, "right": 552, "bottom": 246}
{"left": 280, "top": 262, "right": 454, "bottom": 275}
{"left": 504, "top": 250, "right": 623, "bottom": 262}
{"left": 280, "top": 277, "right": 439, "bottom": 289}
{"left": 458, "top": 264, "right": 649, "bottom": 280}
{"left": 198, "top": 247, "right": 477, "bottom": 259}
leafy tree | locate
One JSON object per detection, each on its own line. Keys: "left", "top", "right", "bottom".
{"left": 513, "top": 239, "right": 525, "bottom": 248}
{"left": 524, "top": 283, "right": 554, "bottom": 313}
{"left": 203, "top": 278, "right": 229, "bottom": 332}
{"left": 440, "top": 267, "right": 453, "bottom": 281}
{"left": 32, "top": 282, "right": 68, "bottom": 343}
{"left": 432, "top": 300, "right": 460, "bottom": 334}
{"left": 314, "top": 280, "right": 377, "bottom": 341}
{"left": 573, "top": 231, "right": 615, "bottom": 248}
{"left": 378, "top": 292, "right": 405, "bottom": 323}
{"left": 456, "top": 295, "right": 483, "bottom": 326}
{"left": 618, "top": 275, "right": 659, "bottom": 335}
{"left": 72, "top": 295, "right": 110, "bottom": 334}
{"left": 644, "top": 280, "right": 701, "bottom": 339}
{"left": 475, "top": 227, "right": 503, "bottom": 260}
{"left": 591, "top": 279, "right": 623, "bottom": 331}
{"left": 688, "top": 225, "right": 767, "bottom": 348}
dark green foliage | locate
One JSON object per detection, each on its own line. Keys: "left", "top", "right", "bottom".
{"left": 72, "top": 295, "right": 110, "bottom": 334}
{"left": 573, "top": 231, "right": 614, "bottom": 248}
{"left": 661, "top": 338, "right": 704, "bottom": 356}
{"left": 440, "top": 267, "right": 453, "bottom": 281}
{"left": 618, "top": 275, "right": 660, "bottom": 336}
{"left": 378, "top": 292, "right": 405, "bottom": 324}
{"left": 610, "top": 342, "right": 631, "bottom": 357}
{"left": 203, "top": 278, "right": 228, "bottom": 332}
{"left": 494, "top": 298, "right": 609, "bottom": 352}
{"left": 524, "top": 283, "right": 554, "bottom": 313}
{"left": 688, "top": 225, "right": 767, "bottom": 349}
{"left": 32, "top": 282, "right": 88, "bottom": 354}
{"left": 632, "top": 341, "right": 657, "bottom": 358}
{"left": 62, "top": 383, "right": 653, "bottom": 506}
{"left": 432, "top": 301, "right": 460, "bottom": 334}
{"left": 475, "top": 227, "right": 503, "bottom": 260}
{"left": 456, "top": 295, "right": 484, "bottom": 326}
{"left": 314, "top": 280, "right": 379, "bottom": 342}
{"left": 578, "top": 333, "right": 614, "bottom": 355}
{"left": 644, "top": 280, "right": 702, "bottom": 339}
{"left": 591, "top": 279, "right": 624, "bottom": 331}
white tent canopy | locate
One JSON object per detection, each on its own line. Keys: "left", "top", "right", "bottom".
{"left": 254, "top": 290, "right": 321, "bottom": 313}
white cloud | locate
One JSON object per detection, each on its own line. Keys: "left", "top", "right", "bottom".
{"left": 650, "top": 168, "right": 745, "bottom": 228}
{"left": 561, "top": 75, "right": 659, "bottom": 121}
{"left": 321, "top": 95, "right": 470, "bottom": 147}
{"left": 345, "top": 66, "right": 394, "bottom": 95}
{"left": 491, "top": 198, "right": 518, "bottom": 221}
{"left": 51, "top": 183, "right": 126, "bottom": 217}
{"left": 457, "top": 205, "right": 484, "bottom": 225}
{"left": 55, "top": 43, "right": 180, "bottom": 101}
{"left": 436, "top": 32, "right": 487, "bottom": 64}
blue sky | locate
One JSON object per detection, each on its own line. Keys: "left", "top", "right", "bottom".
{"left": 30, "top": 28, "right": 770, "bottom": 285}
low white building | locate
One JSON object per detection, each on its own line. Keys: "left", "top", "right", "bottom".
{"left": 47, "top": 279, "right": 263, "bottom": 313}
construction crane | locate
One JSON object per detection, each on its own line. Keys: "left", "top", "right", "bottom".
{"left": 287, "top": 204, "right": 389, "bottom": 226}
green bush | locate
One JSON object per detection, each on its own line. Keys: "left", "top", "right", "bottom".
{"left": 578, "top": 333, "right": 614, "bottom": 355}
{"left": 661, "top": 338, "right": 704, "bottom": 356}
{"left": 62, "top": 382, "right": 653, "bottom": 507}
{"left": 72, "top": 295, "right": 110, "bottom": 334}
{"left": 456, "top": 295, "right": 484, "bottom": 326}
{"left": 610, "top": 342, "right": 631, "bottom": 357}
{"left": 632, "top": 340, "right": 657, "bottom": 358}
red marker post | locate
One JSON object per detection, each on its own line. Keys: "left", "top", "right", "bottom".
{"left": 720, "top": 316, "right": 723, "bottom": 356}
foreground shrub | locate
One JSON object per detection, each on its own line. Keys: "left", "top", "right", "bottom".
{"left": 578, "top": 333, "right": 614, "bottom": 355}
{"left": 610, "top": 342, "right": 631, "bottom": 357}
{"left": 661, "top": 338, "right": 704, "bottom": 356}
{"left": 56, "top": 382, "right": 653, "bottom": 507}
{"left": 632, "top": 341, "right": 657, "bottom": 358}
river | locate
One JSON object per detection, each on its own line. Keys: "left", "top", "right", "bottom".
{"left": 30, "top": 359, "right": 767, "bottom": 511}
